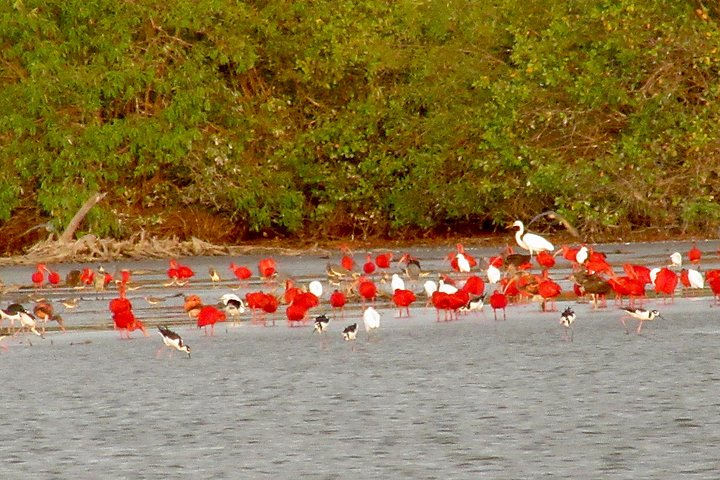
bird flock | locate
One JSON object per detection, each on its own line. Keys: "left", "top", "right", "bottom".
{"left": 1, "top": 221, "right": 720, "bottom": 355}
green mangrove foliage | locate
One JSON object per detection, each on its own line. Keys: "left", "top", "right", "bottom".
{"left": 1, "top": 0, "right": 719, "bottom": 244}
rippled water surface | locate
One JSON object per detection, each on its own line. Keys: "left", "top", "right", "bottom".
{"left": 2, "top": 240, "right": 720, "bottom": 478}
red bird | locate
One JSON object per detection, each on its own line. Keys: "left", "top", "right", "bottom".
{"left": 448, "top": 290, "right": 470, "bottom": 319}
{"left": 197, "top": 305, "right": 226, "bottom": 335}
{"left": 375, "top": 253, "right": 393, "bottom": 270}
{"left": 229, "top": 263, "right": 252, "bottom": 282}
{"left": 392, "top": 289, "right": 417, "bottom": 318}
{"left": 340, "top": 245, "right": 355, "bottom": 271}
{"left": 168, "top": 259, "right": 194, "bottom": 285}
{"left": 286, "top": 301, "right": 308, "bottom": 325}
{"left": 461, "top": 275, "right": 485, "bottom": 296}
{"left": 258, "top": 258, "right": 277, "bottom": 281}
{"left": 283, "top": 279, "right": 302, "bottom": 305}
{"left": 536, "top": 251, "right": 556, "bottom": 270}
{"left": 31, "top": 264, "right": 45, "bottom": 288}
{"left": 489, "top": 290, "right": 508, "bottom": 321}
{"left": 537, "top": 274, "right": 562, "bottom": 312}
{"left": 80, "top": 267, "right": 95, "bottom": 286}
{"left": 109, "top": 285, "right": 147, "bottom": 338}
{"left": 329, "top": 289, "right": 347, "bottom": 318}
{"left": 358, "top": 277, "right": 377, "bottom": 305}
{"left": 688, "top": 242, "right": 702, "bottom": 264}
{"left": 431, "top": 291, "right": 453, "bottom": 322}
{"left": 653, "top": 267, "right": 678, "bottom": 303}
{"left": 362, "top": 253, "right": 376, "bottom": 275}
{"left": 623, "top": 264, "right": 652, "bottom": 285}
{"left": 46, "top": 266, "right": 61, "bottom": 287}
{"left": 707, "top": 271, "right": 720, "bottom": 304}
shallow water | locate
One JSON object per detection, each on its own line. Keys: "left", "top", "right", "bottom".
{"left": 1, "top": 240, "right": 720, "bottom": 478}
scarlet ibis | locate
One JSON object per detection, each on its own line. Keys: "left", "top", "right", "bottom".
{"left": 286, "top": 301, "right": 308, "bottom": 325}
{"left": 708, "top": 274, "right": 720, "bottom": 304}
{"left": 431, "top": 291, "right": 452, "bottom": 321}
{"left": 653, "top": 267, "right": 678, "bottom": 303}
{"left": 688, "top": 242, "right": 702, "bottom": 264}
{"left": 340, "top": 245, "right": 355, "bottom": 271}
{"left": 167, "top": 259, "right": 194, "bottom": 285}
{"left": 158, "top": 326, "right": 191, "bottom": 358}
{"left": 512, "top": 220, "right": 554, "bottom": 255}
{"left": 489, "top": 290, "right": 508, "bottom": 321}
{"left": 184, "top": 295, "right": 203, "bottom": 319}
{"left": 362, "top": 254, "right": 376, "bottom": 275}
{"left": 109, "top": 287, "right": 147, "bottom": 338}
{"left": 229, "top": 263, "right": 252, "bottom": 282}
{"left": 448, "top": 290, "right": 470, "bottom": 319}
{"left": 221, "top": 293, "right": 246, "bottom": 325}
{"left": 31, "top": 264, "right": 45, "bottom": 288}
{"left": 357, "top": 277, "right": 377, "bottom": 305}
{"left": 363, "top": 306, "right": 380, "bottom": 333}
{"left": 283, "top": 279, "right": 302, "bottom": 305}
{"left": 33, "top": 301, "right": 65, "bottom": 333}
{"left": 392, "top": 289, "right": 416, "bottom": 318}
{"left": 313, "top": 314, "right": 330, "bottom": 333}
{"left": 80, "top": 267, "right": 95, "bottom": 286}
{"left": 329, "top": 289, "right": 347, "bottom": 318}
{"left": 620, "top": 308, "right": 664, "bottom": 334}
{"left": 197, "top": 305, "right": 226, "bottom": 335}
{"left": 537, "top": 274, "right": 562, "bottom": 312}
{"left": 342, "top": 323, "right": 358, "bottom": 341}
{"left": 560, "top": 307, "right": 575, "bottom": 342}
{"left": 461, "top": 275, "right": 485, "bottom": 296}
{"left": 375, "top": 252, "right": 393, "bottom": 269}
{"left": 258, "top": 258, "right": 277, "bottom": 281}
{"left": 536, "top": 251, "right": 556, "bottom": 270}
{"left": 46, "top": 267, "right": 61, "bottom": 287}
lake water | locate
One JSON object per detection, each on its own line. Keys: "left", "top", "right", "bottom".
{"left": 1, "top": 240, "right": 720, "bottom": 478}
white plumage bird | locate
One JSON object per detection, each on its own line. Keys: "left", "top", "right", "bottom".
{"left": 486, "top": 264, "right": 501, "bottom": 284}
{"left": 221, "top": 293, "right": 246, "bottom": 325}
{"left": 390, "top": 273, "right": 405, "bottom": 292}
{"left": 363, "top": 306, "right": 381, "bottom": 333}
{"left": 308, "top": 280, "right": 324, "bottom": 299}
{"left": 455, "top": 253, "right": 471, "bottom": 273}
{"left": 512, "top": 220, "right": 555, "bottom": 255}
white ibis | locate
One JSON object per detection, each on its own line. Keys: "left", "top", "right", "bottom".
{"left": 512, "top": 220, "right": 555, "bottom": 256}
{"left": 363, "top": 306, "right": 380, "bottom": 333}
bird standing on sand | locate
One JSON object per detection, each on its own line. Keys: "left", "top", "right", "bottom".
{"left": 158, "top": 326, "right": 191, "bottom": 358}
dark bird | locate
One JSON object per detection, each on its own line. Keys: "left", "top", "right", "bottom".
{"left": 313, "top": 314, "right": 330, "bottom": 334}
{"left": 342, "top": 323, "right": 358, "bottom": 341}
{"left": 158, "top": 325, "right": 191, "bottom": 358}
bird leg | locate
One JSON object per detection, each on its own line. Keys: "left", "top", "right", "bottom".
{"left": 636, "top": 320, "right": 644, "bottom": 334}
{"left": 620, "top": 316, "right": 629, "bottom": 334}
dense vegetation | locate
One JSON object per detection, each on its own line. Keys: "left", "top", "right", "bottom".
{"left": 1, "top": 0, "right": 719, "bottom": 252}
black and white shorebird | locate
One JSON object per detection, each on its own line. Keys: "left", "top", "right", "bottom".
{"left": 559, "top": 307, "right": 576, "bottom": 341}
{"left": 1, "top": 304, "right": 43, "bottom": 338}
{"left": 157, "top": 325, "right": 191, "bottom": 358}
{"left": 313, "top": 314, "right": 330, "bottom": 334}
{"left": 620, "top": 308, "right": 664, "bottom": 334}
{"left": 460, "top": 295, "right": 485, "bottom": 314}
{"left": 342, "top": 323, "right": 358, "bottom": 341}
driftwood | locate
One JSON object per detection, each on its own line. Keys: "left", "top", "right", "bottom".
{"left": 0, "top": 231, "right": 325, "bottom": 266}
{"left": 59, "top": 192, "right": 107, "bottom": 244}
